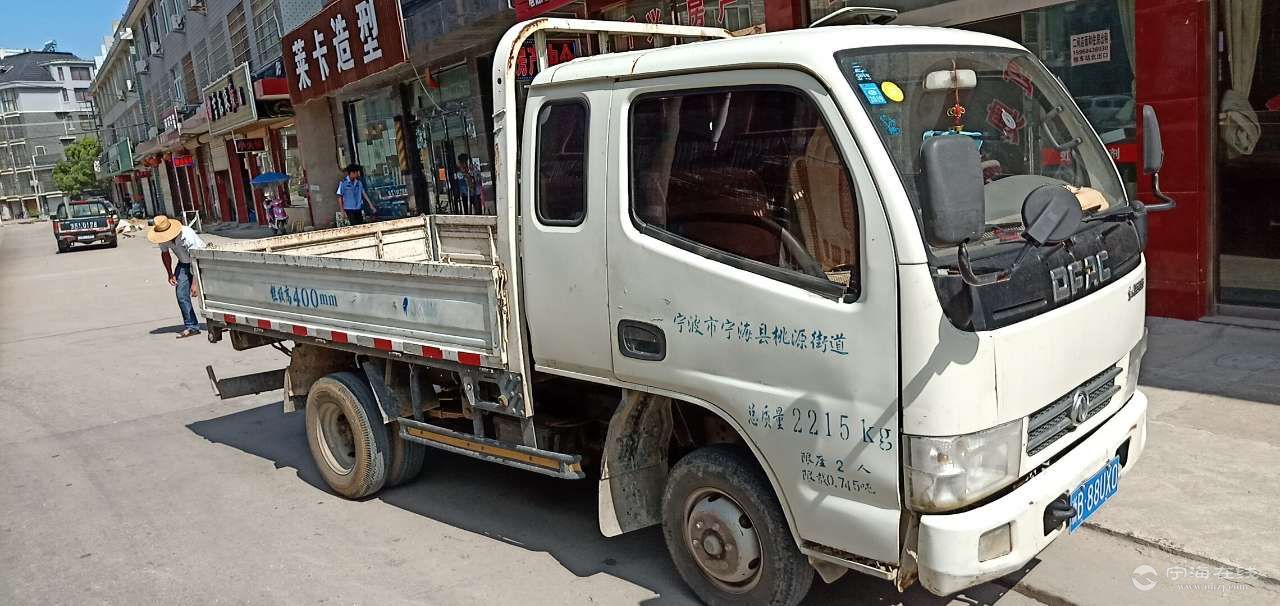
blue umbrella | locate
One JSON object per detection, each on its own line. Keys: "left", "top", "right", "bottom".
{"left": 250, "top": 172, "right": 290, "bottom": 188}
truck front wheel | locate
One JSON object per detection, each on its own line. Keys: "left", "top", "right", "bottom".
{"left": 304, "top": 372, "right": 390, "bottom": 499}
{"left": 661, "top": 446, "right": 813, "bottom": 606}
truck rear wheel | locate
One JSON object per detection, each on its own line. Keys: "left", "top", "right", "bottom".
{"left": 662, "top": 446, "right": 813, "bottom": 606}
{"left": 304, "top": 372, "right": 389, "bottom": 499}
{"left": 384, "top": 421, "right": 425, "bottom": 488}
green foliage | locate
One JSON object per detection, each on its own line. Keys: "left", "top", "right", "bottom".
{"left": 52, "top": 137, "right": 103, "bottom": 197}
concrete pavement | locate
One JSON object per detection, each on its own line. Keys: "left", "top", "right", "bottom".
{"left": 1, "top": 220, "right": 1277, "bottom": 605}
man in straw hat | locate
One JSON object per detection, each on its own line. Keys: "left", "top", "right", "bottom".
{"left": 148, "top": 214, "right": 207, "bottom": 338}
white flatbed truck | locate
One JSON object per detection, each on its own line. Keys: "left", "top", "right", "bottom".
{"left": 197, "top": 16, "right": 1175, "bottom": 604}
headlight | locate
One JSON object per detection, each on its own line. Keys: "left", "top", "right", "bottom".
{"left": 904, "top": 419, "right": 1023, "bottom": 513}
{"left": 1120, "top": 328, "right": 1148, "bottom": 403}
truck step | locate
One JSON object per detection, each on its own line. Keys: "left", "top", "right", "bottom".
{"left": 397, "top": 417, "right": 585, "bottom": 480}
{"left": 206, "top": 366, "right": 286, "bottom": 400}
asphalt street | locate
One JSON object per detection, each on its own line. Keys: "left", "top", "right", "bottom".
{"left": 1, "top": 220, "right": 1274, "bottom": 605}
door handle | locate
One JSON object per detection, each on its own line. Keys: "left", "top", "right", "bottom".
{"left": 618, "top": 320, "right": 666, "bottom": 361}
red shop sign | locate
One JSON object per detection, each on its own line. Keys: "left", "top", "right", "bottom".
{"left": 173, "top": 154, "right": 195, "bottom": 168}
{"left": 234, "top": 138, "right": 266, "bottom": 153}
{"left": 281, "top": 0, "right": 407, "bottom": 105}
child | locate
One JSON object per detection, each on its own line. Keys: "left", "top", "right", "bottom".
{"left": 269, "top": 193, "right": 289, "bottom": 235}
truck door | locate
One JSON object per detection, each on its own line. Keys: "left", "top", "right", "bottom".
{"left": 605, "top": 69, "right": 903, "bottom": 564}
{"left": 520, "top": 85, "right": 615, "bottom": 380}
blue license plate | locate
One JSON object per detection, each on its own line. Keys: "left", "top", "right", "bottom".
{"left": 1068, "top": 457, "right": 1121, "bottom": 532}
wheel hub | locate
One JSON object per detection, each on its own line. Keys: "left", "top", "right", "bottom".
{"left": 685, "top": 491, "right": 762, "bottom": 587}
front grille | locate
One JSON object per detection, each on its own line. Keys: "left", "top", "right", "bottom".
{"left": 1026, "top": 365, "right": 1121, "bottom": 455}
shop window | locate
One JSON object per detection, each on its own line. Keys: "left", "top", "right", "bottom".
{"left": 630, "top": 87, "right": 859, "bottom": 298}
{"left": 535, "top": 102, "right": 588, "bottom": 226}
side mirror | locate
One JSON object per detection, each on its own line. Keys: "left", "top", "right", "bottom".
{"left": 919, "top": 136, "right": 985, "bottom": 246}
{"left": 1022, "top": 185, "right": 1083, "bottom": 245}
{"left": 1142, "top": 105, "right": 1164, "bottom": 174}
{"left": 1141, "top": 105, "right": 1176, "bottom": 212}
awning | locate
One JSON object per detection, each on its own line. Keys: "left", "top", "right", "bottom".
{"left": 181, "top": 112, "right": 210, "bottom": 136}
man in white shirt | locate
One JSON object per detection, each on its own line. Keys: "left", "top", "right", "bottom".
{"left": 148, "top": 215, "right": 207, "bottom": 338}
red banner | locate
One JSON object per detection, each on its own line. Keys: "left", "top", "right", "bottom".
{"left": 515, "top": 0, "right": 578, "bottom": 21}
{"left": 282, "top": 0, "right": 407, "bottom": 105}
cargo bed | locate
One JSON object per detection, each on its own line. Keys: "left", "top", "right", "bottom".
{"left": 193, "top": 215, "right": 509, "bottom": 369}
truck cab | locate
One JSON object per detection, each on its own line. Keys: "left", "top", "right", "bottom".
{"left": 197, "top": 17, "right": 1165, "bottom": 605}
{"left": 53, "top": 198, "right": 118, "bottom": 252}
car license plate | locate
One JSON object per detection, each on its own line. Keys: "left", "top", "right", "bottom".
{"left": 1068, "top": 457, "right": 1121, "bottom": 532}
{"left": 78, "top": 234, "right": 95, "bottom": 240}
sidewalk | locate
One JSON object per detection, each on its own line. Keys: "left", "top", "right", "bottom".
{"left": 201, "top": 222, "right": 276, "bottom": 241}
{"left": 1087, "top": 317, "right": 1280, "bottom": 583}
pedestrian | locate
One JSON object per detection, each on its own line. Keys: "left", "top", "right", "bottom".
{"left": 337, "top": 164, "right": 377, "bottom": 225}
{"left": 268, "top": 193, "right": 289, "bottom": 235}
{"left": 148, "top": 214, "right": 207, "bottom": 339}
{"left": 453, "top": 154, "right": 477, "bottom": 214}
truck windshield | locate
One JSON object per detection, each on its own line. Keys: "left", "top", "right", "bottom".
{"left": 835, "top": 47, "right": 1143, "bottom": 330}
{"left": 835, "top": 47, "right": 1129, "bottom": 254}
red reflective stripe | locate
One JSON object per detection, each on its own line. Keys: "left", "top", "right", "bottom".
{"left": 256, "top": 319, "right": 272, "bottom": 329}
{"left": 223, "top": 314, "right": 236, "bottom": 324}
{"left": 331, "top": 331, "right": 349, "bottom": 344}
{"left": 291, "top": 325, "right": 308, "bottom": 336}
{"left": 373, "top": 338, "right": 393, "bottom": 351}
{"left": 457, "top": 352, "right": 482, "bottom": 367}
{"left": 421, "top": 346, "right": 443, "bottom": 359}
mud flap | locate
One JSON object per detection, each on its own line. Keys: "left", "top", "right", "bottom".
{"left": 598, "top": 390, "right": 673, "bottom": 537}
{"left": 896, "top": 512, "right": 921, "bottom": 592}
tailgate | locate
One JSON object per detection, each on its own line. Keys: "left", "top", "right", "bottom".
{"left": 194, "top": 248, "right": 508, "bottom": 368}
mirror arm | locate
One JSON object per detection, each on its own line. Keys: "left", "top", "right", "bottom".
{"left": 957, "top": 241, "right": 1012, "bottom": 286}
{"left": 1144, "top": 171, "right": 1177, "bottom": 212}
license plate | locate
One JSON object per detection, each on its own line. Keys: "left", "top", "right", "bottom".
{"left": 1068, "top": 457, "right": 1121, "bottom": 532}
{"left": 78, "top": 234, "right": 95, "bottom": 240}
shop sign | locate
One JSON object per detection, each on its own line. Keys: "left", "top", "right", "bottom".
{"left": 282, "top": 0, "right": 407, "bottom": 106}
{"left": 173, "top": 154, "right": 195, "bottom": 168}
{"left": 515, "top": 39, "right": 581, "bottom": 80}
{"left": 1070, "top": 29, "right": 1111, "bottom": 66}
{"left": 234, "top": 138, "right": 266, "bottom": 153}
{"left": 204, "top": 63, "right": 258, "bottom": 135}
{"left": 514, "top": 0, "right": 577, "bottom": 21}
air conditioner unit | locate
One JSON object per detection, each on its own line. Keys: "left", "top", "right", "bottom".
{"left": 126, "top": 79, "right": 135, "bottom": 92}
{"left": 118, "top": 90, "right": 127, "bottom": 101}
{"left": 150, "top": 41, "right": 162, "bottom": 56}
{"left": 135, "top": 59, "right": 149, "bottom": 74}
{"left": 170, "top": 14, "right": 184, "bottom": 31}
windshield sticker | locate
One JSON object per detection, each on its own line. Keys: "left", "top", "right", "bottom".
{"left": 880, "top": 81, "right": 904, "bottom": 103}
{"left": 878, "top": 114, "right": 902, "bottom": 136}
{"left": 858, "top": 82, "right": 887, "bottom": 105}
{"left": 1003, "top": 60, "right": 1034, "bottom": 98}
{"left": 671, "top": 312, "right": 849, "bottom": 356}
{"left": 986, "top": 99, "right": 1027, "bottom": 142}
{"left": 848, "top": 62, "right": 874, "bottom": 83}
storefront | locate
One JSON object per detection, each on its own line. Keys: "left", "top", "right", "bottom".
{"left": 204, "top": 62, "right": 298, "bottom": 225}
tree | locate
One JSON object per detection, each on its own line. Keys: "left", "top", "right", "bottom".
{"left": 52, "top": 137, "right": 103, "bottom": 198}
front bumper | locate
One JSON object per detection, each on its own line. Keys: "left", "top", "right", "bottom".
{"left": 915, "top": 389, "right": 1148, "bottom": 596}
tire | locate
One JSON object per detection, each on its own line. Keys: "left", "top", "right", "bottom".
{"left": 384, "top": 420, "right": 426, "bottom": 488}
{"left": 304, "top": 372, "right": 390, "bottom": 499}
{"left": 106, "top": 238, "right": 118, "bottom": 248}
{"left": 662, "top": 445, "right": 813, "bottom": 606}
{"left": 56, "top": 241, "right": 68, "bottom": 253}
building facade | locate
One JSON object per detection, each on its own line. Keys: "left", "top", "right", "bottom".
{"left": 98, "top": 0, "right": 320, "bottom": 226}
{"left": 0, "top": 51, "right": 98, "bottom": 220}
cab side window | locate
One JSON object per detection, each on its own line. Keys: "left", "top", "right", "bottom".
{"left": 629, "top": 87, "right": 859, "bottom": 297}
{"left": 535, "top": 101, "right": 588, "bottom": 226}
{"left": 55, "top": 204, "right": 68, "bottom": 220}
